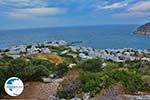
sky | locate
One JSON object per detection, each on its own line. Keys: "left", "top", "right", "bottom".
{"left": 0, "top": 0, "right": 150, "bottom": 30}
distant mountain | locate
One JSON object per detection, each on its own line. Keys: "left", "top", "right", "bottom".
{"left": 134, "top": 22, "right": 150, "bottom": 35}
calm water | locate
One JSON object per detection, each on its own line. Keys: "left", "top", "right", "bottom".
{"left": 0, "top": 25, "right": 150, "bottom": 49}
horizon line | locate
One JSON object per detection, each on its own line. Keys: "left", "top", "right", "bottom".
{"left": 0, "top": 24, "right": 140, "bottom": 31}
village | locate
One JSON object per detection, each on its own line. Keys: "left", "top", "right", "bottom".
{"left": 0, "top": 40, "right": 150, "bottom": 63}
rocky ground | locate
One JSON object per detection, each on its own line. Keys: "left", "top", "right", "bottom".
{"left": 94, "top": 83, "right": 150, "bottom": 100}
{"left": 6, "top": 79, "right": 62, "bottom": 100}
{"left": 3, "top": 79, "right": 150, "bottom": 100}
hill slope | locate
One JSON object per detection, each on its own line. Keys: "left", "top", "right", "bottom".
{"left": 134, "top": 22, "right": 150, "bottom": 35}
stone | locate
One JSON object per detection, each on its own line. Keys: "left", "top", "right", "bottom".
{"left": 42, "top": 77, "right": 52, "bottom": 83}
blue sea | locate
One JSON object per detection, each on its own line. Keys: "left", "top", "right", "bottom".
{"left": 0, "top": 25, "right": 150, "bottom": 49}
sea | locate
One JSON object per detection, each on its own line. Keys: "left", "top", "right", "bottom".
{"left": 0, "top": 25, "right": 150, "bottom": 49}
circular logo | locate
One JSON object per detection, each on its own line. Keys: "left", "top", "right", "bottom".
{"left": 4, "top": 77, "right": 24, "bottom": 97}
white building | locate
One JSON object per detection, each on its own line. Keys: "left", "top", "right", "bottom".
{"left": 41, "top": 48, "right": 51, "bottom": 53}
{"left": 27, "top": 45, "right": 39, "bottom": 54}
{"left": 9, "top": 45, "right": 26, "bottom": 54}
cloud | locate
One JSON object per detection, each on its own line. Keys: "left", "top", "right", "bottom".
{"left": 114, "top": 11, "right": 150, "bottom": 17}
{"left": 97, "top": 2, "right": 128, "bottom": 10}
{"left": 128, "top": 1, "right": 150, "bottom": 11}
{"left": 6, "top": 7, "right": 66, "bottom": 18}
{"left": 113, "top": 1, "right": 150, "bottom": 17}
{"left": 0, "top": 0, "right": 67, "bottom": 19}
{"left": 0, "top": 0, "right": 47, "bottom": 8}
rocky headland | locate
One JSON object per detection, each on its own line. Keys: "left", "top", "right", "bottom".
{"left": 134, "top": 22, "right": 150, "bottom": 35}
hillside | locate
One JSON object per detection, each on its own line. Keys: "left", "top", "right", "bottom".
{"left": 134, "top": 22, "right": 150, "bottom": 35}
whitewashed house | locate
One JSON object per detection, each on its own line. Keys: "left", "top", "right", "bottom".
{"left": 9, "top": 45, "right": 26, "bottom": 54}
{"left": 41, "top": 48, "right": 51, "bottom": 53}
{"left": 27, "top": 45, "right": 39, "bottom": 54}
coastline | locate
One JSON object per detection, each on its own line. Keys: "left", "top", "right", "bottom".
{"left": 1, "top": 25, "right": 150, "bottom": 49}
{"left": 0, "top": 40, "right": 150, "bottom": 62}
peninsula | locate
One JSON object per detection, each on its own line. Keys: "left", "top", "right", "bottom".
{"left": 134, "top": 22, "right": 150, "bottom": 35}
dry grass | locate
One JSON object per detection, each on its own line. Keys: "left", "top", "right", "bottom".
{"left": 137, "top": 54, "right": 145, "bottom": 58}
{"left": 137, "top": 53, "right": 150, "bottom": 58}
{"left": 64, "top": 70, "right": 80, "bottom": 80}
{"left": 32, "top": 53, "right": 63, "bottom": 64}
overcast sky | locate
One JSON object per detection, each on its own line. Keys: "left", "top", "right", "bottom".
{"left": 0, "top": 0, "right": 150, "bottom": 29}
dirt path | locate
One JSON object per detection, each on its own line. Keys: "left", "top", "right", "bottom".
{"left": 7, "top": 79, "right": 62, "bottom": 100}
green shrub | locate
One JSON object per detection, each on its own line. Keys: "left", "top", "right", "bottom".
{"left": 7, "top": 58, "right": 30, "bottom": 78}
{"left": 7, "top": 58, "right": 51, "bottom": 81}
{"left": 48, "top": 46, "right": 67, "bottom": 54}
{"left": 0, "top": 66, "right": 8, "bottom": 97}
{"left": 31, "top": 59, "right": 55, "bottom": 70}
{"left": 63, "top": 56, "right": 78, "bottom": 64}
{"left": 57, "top": 89, "right": 67, "bottom": 99}
{"left": 53, "top": 63, "right": 69, "bottom": 78}
{"left": 0, "top": 59, "right": 6, "bottom": 66}
{"left": 80, "top": 69, "right": 144, "bottom": 96}
{"left": 108, "top": 70, "right": 144, "bottom": 92}
{"left": 77, "top": 59, "right": 103, "bottom": 72}
{"left": 0, "top": 55, "right": 13, "bottom": 66}
{"left": 28, "top": 65, "right": 50, "bottom": 81}
{"left": 142, "top": 75, "right": 150, "bottom": 89}
{"left": 80, "top": 71, "right": 113, "bottom": 96}
{"left": 2, "top": 55, "right": 13, "bottom": 62}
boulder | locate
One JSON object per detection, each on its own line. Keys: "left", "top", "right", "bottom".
{"left": 42, "top": 77, "right": 52, "bottom": 83}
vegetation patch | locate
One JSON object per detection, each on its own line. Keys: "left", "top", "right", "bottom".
{"left": 57, "top": 58, "right": 149, "bottom": 99}
{"left": 57, "top": 70, "right": 80, "bottom": 99}
{"left": 0, "top": 52, "right": 150, "bottom": 99}
{"left": 31, "top": 53, "right": 63, "bottom": 64}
